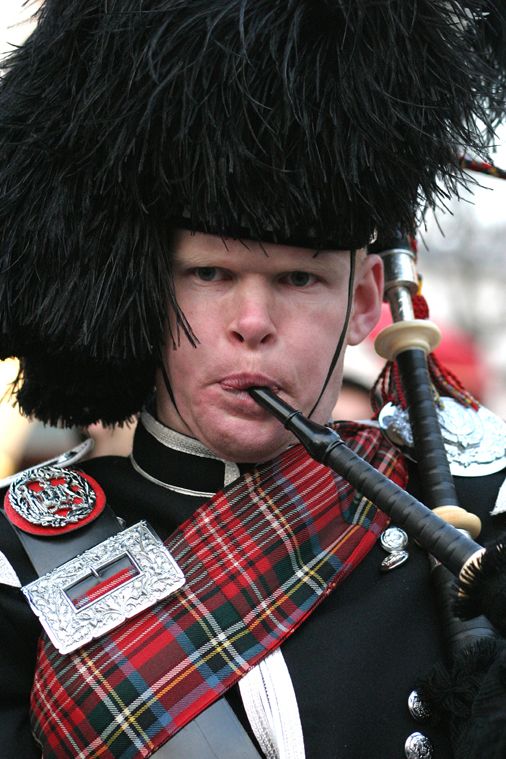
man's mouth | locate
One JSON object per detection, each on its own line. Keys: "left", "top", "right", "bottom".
{"left": 220, "top": 373, "right": 281, "bottom": 394}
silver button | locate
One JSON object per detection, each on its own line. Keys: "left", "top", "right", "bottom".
{"left": 380, "top": 526, "right": 408, "bottom": 553}
{"left": 405, "top": 732, "right": 433, "bottom": 758}
{"left": 408, "top": 690, "right": 432, "bottom": 722}
{"left": 380, "top": 550, "right": 409, "bottom": 572}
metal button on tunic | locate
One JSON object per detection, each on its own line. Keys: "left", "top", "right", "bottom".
{"left": 380, "top": 526, "right": 408, "bottom": 553}
{"left": 380, "top": 550, "right": 409, "bottom": 572}
{"left": 405, "top": 732, "right": 433, "bottom": 758}
{"left": 408, "top": 690, "right": 432, "bottom": 722}
{"left": 380, "top": 526, "right": 409, "bottom": 571}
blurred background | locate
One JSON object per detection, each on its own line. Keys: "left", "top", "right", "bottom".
{"left": 1, "top": 1, "right": 505, "bottom": 474}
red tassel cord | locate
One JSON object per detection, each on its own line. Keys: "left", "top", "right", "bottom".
{"left": 371, "top": 294, "right": 479, "bottom": 416}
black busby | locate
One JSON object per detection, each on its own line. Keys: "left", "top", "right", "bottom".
{"left": 0, "top": 0, "right": 504, "bottom": 426}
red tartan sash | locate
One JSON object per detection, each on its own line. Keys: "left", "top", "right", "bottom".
{"left": 30, "top": 424, "right": 406, "bottom": 759}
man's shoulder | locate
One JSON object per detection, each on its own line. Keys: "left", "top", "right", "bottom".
{"left": 336, "top": 417, "right": 506, "bottom": 542}
{"left": 0, "top": 452, "right": 134, "bottom": 584}
{"left": 332, "top": 418, "right": 409, "bottom": 486}
{"left": 454, "top": 466, "right": 506, "bottom": 543}
{"left": 331, "top": 418, "right": 389, "bottom": 451}
{"left": 0, "top": 508, "right": 30, "bottom": 586}
{"left": 78, "top": 453, "right": 134, "bottom": 486}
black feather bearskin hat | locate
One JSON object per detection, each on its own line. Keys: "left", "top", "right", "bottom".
{"left": 0, "top": 0, "right": 504, "bottom": 426}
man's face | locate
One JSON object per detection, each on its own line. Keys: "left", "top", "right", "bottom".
{"left": 156, "top": 230, "right": 382, "bottom": 462}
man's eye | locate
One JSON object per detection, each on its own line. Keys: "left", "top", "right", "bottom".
{"left": 194, "top": 267, "right": 221, "bottom": 281}
{"left": 284, "top": 271, "right": 316, "bottom": 287}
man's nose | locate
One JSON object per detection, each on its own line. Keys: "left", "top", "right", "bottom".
{"left": 227, "top": 281, "right": 276, "bottom": 348}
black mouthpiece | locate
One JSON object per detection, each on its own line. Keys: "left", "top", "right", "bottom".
{"left": 248, "top": 387, "right": 345, "bottom": 463}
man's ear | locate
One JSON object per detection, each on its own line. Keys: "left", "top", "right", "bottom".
{"left": 347, "top": 253, "right": 384, "bottom": 346}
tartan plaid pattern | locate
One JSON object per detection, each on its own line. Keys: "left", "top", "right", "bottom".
{"left": 31, "top": 425, "right": 406, "bottom": 758}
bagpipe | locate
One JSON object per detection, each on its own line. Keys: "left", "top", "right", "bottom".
{"left": 249, "top": 159, "right": 506, "bottom": 757}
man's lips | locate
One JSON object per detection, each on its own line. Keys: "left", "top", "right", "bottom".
{"left": 219, "top": 373, "right": 281, "bottom": 394}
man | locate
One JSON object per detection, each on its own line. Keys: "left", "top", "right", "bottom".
{"left": 0, "top": 2, "right": 505, "bottom": 758}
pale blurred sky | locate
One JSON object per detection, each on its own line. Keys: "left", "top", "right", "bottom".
{"left": 0, "top": 1, "right": 38, "bottom": 54}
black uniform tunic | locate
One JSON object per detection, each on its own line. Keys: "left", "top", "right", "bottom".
{"left": 0, "top": 411, "right": 505, "bottom": 759}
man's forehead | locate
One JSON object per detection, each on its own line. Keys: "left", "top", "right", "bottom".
{"left": 172, "top": 229, "right": 355, "bottom": 266}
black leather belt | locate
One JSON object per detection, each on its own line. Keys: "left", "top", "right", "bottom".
{"left": 11, "top": 503, "right": 121, "bottom": 577}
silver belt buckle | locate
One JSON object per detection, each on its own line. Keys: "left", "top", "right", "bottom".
{"left": 22, "top": 521, "right": 185, "bottom": 654}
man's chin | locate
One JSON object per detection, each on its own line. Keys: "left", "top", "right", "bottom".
{"left": 158, "top": 399, "right": 295, "bottom": 463}
{"left": 199, "top": 418, "right": 292, "bottom": 464}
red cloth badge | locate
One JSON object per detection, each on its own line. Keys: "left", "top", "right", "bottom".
{"left": 4, "top": 466, "right": 105, "bottom": 536}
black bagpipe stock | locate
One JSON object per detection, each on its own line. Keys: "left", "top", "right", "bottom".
{"left": 396, "top": 349, "right": 457, "bottom": 509}
{"left": 396, "top": 349, "right": 497, "bottom": 649}
{"left": 248, "top": 387, "right": 480, "bottom": 578}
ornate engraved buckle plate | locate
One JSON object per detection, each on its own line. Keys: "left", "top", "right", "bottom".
{"left": 22, "top": 522, "right": 185, "bottom": 654}
{"left": 9, "top": 466, "right": 96, "bottom": 528}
